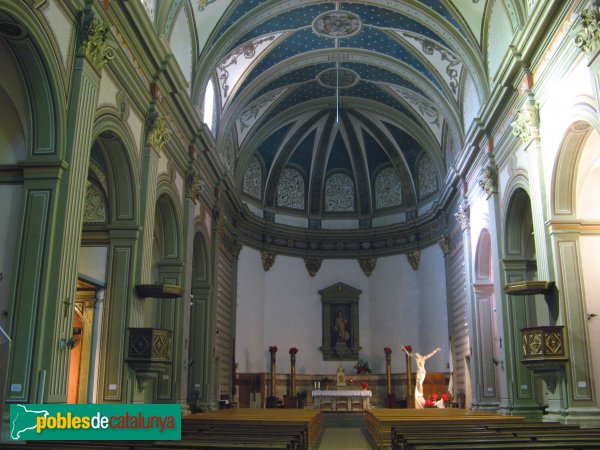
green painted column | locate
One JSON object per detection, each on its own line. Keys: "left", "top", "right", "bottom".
{"left": 7, "top": 162, "right": 66, "bottom": 403}
{"left": 175, "top": 160, "right": 203, "bottom": 412}
{"left": 8, "top": 11, "right": 109, "bottom": 403}
{"left": 99, "top": 226, "right": 140, "bottom": 402}
{"left": 501, "top": 261, "right": 540, "bottom": 417}
{"left": 550, "top": 230, "right": 600, "bottom": 425}
{"left": 131, "top": 111, "right": 166, "bottom": 327}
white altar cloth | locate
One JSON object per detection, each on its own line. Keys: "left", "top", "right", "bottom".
{"left": 312, "top": 390, "right": 372, "bottom": 411}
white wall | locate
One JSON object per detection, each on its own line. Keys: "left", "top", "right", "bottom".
{"left": 236, "top": 244, "right": 448, "bottom": 376}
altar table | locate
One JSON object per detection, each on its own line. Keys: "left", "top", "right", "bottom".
{"left": 312, "top": 389, "right": 372, "bottom": 411}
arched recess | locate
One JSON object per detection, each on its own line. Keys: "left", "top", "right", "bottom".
{"left": 140, "top": 188, "right": 183, "bottom": 402}
{"left": 502, "top": 186, "right": 542, "bottom": 415}
{"left": 472, "top": 228, "right": 500, "bottom": 409}
{"left": 79, "top": 127, "right": 138, "bottom": 404}
{"left": 188, "top": 229, "right": 212, "bottom": 410}
{"left": 551, "top": 121, "right": 600, "bottom": 408}
{"left": 0, "top": 32, "right": 27, "bottom": 332}
{"left": 1, "top": 2, "right": 67, "bottom": 404}
{"left": 482, "top": 0, "right": 516, "bottom": 82}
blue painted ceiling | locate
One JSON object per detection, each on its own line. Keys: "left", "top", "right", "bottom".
{"left": 202, "top": 1, "right": 487, "bottom": 221}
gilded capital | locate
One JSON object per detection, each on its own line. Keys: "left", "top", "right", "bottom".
{"left": 304, "top": 257, "right": 322, "bottom": 277}
{"left": 185, "top": 172, "right": 203, "bottom": 200}
{"left": 407, "top": 250, "right": 421, "bottom": 271}
{"left": 510, "top": 102, "right": 539, "bottom": 143}
{"left": 215, "top": 213, "right": 229, "bottom": 235}
{"left": 575, "top": 7, "right": 600, "bottom": 54}
{"left": 149, "top": 116, "right": 171, "bottom": 153}
{"left": 261, "top": 251, "right": 276, "bottom": 271}
{"left": 81, "top": 20, "right": 115, "bottom": 69}
{"left": 358, "top": 257, "right": 377, "bottom": 277}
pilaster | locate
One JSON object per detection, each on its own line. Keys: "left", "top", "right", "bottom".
{"left": 511, "top": 94, "right": 554, "bottom": 282}
{"left": 454, "top": 193, "right": 477, "bottom": 409}
{"left": 549, "top": 225, "right": 600, "bottom": 426}
{"left": 6, "top": 162, "right": 67, "bottom": 403}
{"left": 99, "top": 225, "right": 140, "bottom": 403}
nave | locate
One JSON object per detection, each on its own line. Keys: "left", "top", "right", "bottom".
{"left": 3, "top": 408, "right": 600, "bottom": 450}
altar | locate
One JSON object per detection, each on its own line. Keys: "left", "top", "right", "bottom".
{"left": 312, "top": 389, "right": 372, "bottom": 412}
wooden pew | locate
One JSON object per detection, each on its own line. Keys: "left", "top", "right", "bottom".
{"left": 179, "top": 408, "right": 322, "bottom": 450}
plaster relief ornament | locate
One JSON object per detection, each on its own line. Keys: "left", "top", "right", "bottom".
{"left": 358, "top": 257, "right": 377, "bottom": 277}
{"left": 510, "top": 101, "right": 539, "bottom": 143}
{"left": 478, "top": 167, "right": 497, "bottom": 197}
{"left": 242, "top": 157, "right": 262, "bottom": 200}
{"left": 575, "top": 7, "right": 600, "bottom": 54}
{"left": 148, "top": 116, "right": 171, "bottom": 153}
{"left": 79, "top": 18, "right": 115, "bottom": 69}
{"left": 317, "top": 67, "right": 359, "bottom": 88}
{"left": 304, "top": 257, "right": 322, "bottom": 277}
{"left": 438, "top": 236, "right": 451, "bottom": 257}
{"left": 407, "top": 250, "right": 421, "bottom": 271}
{"left": 313, "top": 10, "right": 362, "bottom": 38}
{"left": 454, "top": 203, "right": 470, "bottom": 231}
{"left": 261, "top": 251, "right": 276, "bottom": 272}
{"left": 185, "top": 172, "right": 203, "bottom": 200}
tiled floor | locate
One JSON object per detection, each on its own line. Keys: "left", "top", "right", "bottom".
{"left": 316, "top": 426, "right": 377, "bottom": 449}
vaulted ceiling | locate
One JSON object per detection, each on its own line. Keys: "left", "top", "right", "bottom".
{"left": 156, "top": 0, "right": 524, "bottom": 229}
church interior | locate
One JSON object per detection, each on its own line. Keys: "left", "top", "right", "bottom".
{"left": 1, "top": 0, "right": 600, "bottom": 447}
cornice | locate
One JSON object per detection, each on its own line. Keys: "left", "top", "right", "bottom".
{"left": 232, "top": 197, "right": 448, "bottom": 258}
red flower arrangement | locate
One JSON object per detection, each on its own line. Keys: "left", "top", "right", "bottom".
{"left": 361, "top": 382, "right": 369, "bottom": 389}
{"left": 402, "top": 345, "right": 412, "bottom": 353}
{"left": 289, "top": 347, "right": 298, "bottom": 355}
{"left": 268, "top": 345, "right": 278, "bottom": 353}
{"left": 384, "top": 347, "right": 392, "bottom": 354}
{"left": 425, "top": 392, "right": 451, "bottom": 408}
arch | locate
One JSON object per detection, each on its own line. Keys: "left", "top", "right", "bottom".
{"left": 324, "top": 171, "right": 356, "bottom": 213}
{"left": 504, "top": 187, "right": 535, "bottom": 259}
{"left": 90, "top": 122, "right": 139, "bottom": 223}
{"left": 482, "top": 0, "right": 515, "bottom": 82}
{"left": 241, "top": 154, "right": 264, "bottom": 202}
{"left": 374, "top": 165, "right": 402, "bottom": 210}
{"left": 0, "top": 3, "right": 67, "bottom": 158}
{"left": 192, "top": 230, "right": 210, "bottom": 285}
{"left": 551, "top": 121, "right": 594, "bottom": 218}
{"left": 0, "top": 36, "right": 26, "bottom": 163}
{"left": 475, "top": 228, "right": 493, "bottom": 282}
{"left": 276, "top": 166, "right": 305, "bottom": 211}
{"left": 155, "top": 191, "right": 182, "bottom": 261}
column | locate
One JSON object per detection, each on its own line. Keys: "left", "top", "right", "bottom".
{"left": 9, "top": 10, "right": 108, "bottom": 403}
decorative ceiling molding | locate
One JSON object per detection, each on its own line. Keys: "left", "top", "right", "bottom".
{"left": 235, "top": 86, "right": 289, "bottom": 144}
{"left": 385, "top": 84, "right": 444, "bottom": 144}
{"left": 216, "top": 32, "right": 285, "bottom": 107}
{"left": 391, "top": 29, "right": 463, "bottom": 100}
{"left": 312, "top": 10, "right": 362, "bottom": 39}
{"left": 236, "top": 204, "right": 445, "bottom": 258}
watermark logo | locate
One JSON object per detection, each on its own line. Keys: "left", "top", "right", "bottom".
{"left": 10, "top": 404, "right": 181, "bottom": 440}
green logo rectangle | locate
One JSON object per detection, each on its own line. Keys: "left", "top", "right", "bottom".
{"left": 10, "top": 404, "right": 181, "bottom": 440}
